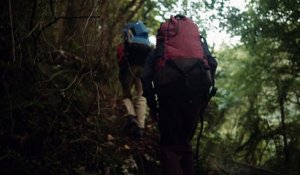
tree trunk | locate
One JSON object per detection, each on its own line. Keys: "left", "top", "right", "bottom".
{"left": 277, "top": 82, "right": 289, "bottom": 165}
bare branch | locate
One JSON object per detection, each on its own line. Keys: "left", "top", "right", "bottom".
{"left": 8, "top": 0, "right": 16, "bottom": 62}
{"left": 49, "top": 0, "right": 55, "bottom": 18}
{"left": 29, "top": 0, "right": 37, "bottom": 30}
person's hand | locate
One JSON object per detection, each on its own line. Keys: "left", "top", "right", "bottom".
{"left": 143, "top": 90, "right": 158, "bottom": 122}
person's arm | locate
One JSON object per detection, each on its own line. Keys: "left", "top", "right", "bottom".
{"left": 141, "top": 49, "right": 159, "bottom": 121}
{"left": 142, "top": 26, "right": 164, "bottom": 121}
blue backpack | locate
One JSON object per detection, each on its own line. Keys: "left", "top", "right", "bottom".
{"left": 122, "top": 21, "right": 152, "bottom": 65}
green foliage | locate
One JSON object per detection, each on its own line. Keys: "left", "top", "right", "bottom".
{"left": 201, "top": 0, "right": 300, "bottom": 174}
{"left": 1, "top": 0, "right": 299, "bottom": 174}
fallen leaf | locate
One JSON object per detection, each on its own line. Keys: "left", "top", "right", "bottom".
{"left": 124, "top": 144, "right": 130, "bottom": 150}
{"left": 107, "top": 134, "right": 114, "bottom": 141}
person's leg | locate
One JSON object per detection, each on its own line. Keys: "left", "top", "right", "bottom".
{"left": 122, "top": 98, "right": 136, "bottom": 117}
{"left": 134, "top": 77, "right": 147, "bottom": 128}
{"left": 158, "top": 96, "right": 204, "bottom": 175}
{"left": 158, "top": 96, "right": 186, "bottom": 175}
{"left": 160, "top": 147, "right": 183, "bottom": 175}
{"left": 126, "top": 65, "right": 146, "bottom": 139}
{"left": 180, "top": 99, "right": 207, "bottom": 175}
{"left": 158, "top": 96, "right": 187, "bottom": 146}
{"left": 119, "top": 64, "right": 136, "bottom": 117}
{"left": 180, "top": 146, "right": 194, "bottom": 175}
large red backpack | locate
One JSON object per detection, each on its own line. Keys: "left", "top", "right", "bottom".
{"left": 157, "top": 15, "right": 208, "bottom": 68}
{"left": 154, "top": 15, "right": 213, "bottom": 100}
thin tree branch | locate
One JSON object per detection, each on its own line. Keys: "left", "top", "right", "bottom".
{"left": 8, "top": 0, "right": 16, "bottom": 62}
{"left": 276, "top": 82, "right": 289, "bottom": 163}
{"left": 30, "top": 0, "right": 37, "bottom": 30}
{"left": 49, "top": 0, "right": 55, "bottom": 18}
{"left": 35, "top": 15, "right": 102, "bottom": 39}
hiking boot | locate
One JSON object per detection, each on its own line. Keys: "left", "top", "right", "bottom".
{"left": 124, "top": 115, "right": 138, "bottom": 131}
{"left": 132, "top": 126, "right": 144, "bottom": 140}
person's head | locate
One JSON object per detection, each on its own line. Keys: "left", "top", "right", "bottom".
{"left": 122, "top": 21, "right": 150, "bottom": 45}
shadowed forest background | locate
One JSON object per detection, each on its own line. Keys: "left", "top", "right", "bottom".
{"left": 0, "top": 0, "right": 299, "bottom": 175}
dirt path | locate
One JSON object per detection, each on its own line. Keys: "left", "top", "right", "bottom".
{"left": 100, "top": 98, "right": 162, "bottom": 175}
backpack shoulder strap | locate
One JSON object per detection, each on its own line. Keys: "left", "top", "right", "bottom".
{"left": 117, "top": 43, "right": 125, "bottom": 65}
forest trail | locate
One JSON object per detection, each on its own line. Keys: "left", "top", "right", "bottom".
{"left": 106, "top": 100, "right": 281, "bottom": 175}
{"left": 99, "top": 97, "right": 162, "bottom": 175}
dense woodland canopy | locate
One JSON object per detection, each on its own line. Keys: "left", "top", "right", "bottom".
{"left": 0, "top": 0, "right": 299, "bottom": 175}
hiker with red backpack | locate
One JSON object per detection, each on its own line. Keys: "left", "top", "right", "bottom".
{"left": 142, "top": 15, "right": 217, "bottom": 175}
{"left": 117, "top": 21, "right": 152, "bottom": 139}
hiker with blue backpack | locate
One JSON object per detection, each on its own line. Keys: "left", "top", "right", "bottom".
{"left": 117, "top": 21, "right": 152, "bottom": 139}
{"left": 142, "top": 15, "right": 217, "bottom": 175}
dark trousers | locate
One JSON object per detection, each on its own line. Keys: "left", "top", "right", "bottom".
{"left": 158, "top": 95, "right": 205, "bottom": 175}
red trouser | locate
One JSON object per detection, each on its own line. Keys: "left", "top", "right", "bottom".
{"left": 157, "top": 95, "right": 204, "bottom": 175}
